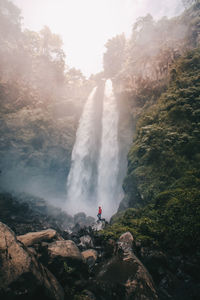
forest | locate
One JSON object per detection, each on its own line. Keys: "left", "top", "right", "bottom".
{"left": 0, "top": 0, "right": 95, "bottom": 197}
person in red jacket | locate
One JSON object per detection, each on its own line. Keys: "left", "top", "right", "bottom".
{"left": 97, "top": 206, "right": 102, "bottom": 221}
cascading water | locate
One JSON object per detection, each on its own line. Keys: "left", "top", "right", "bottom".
{"left": 66, "top": 87, "right": 98, "bottom": 215}
{"left": 97, "top": 79, "right": 120, "bottom": 218}
{"left": 66, "top": 79, "right": 122, "bottom": 219}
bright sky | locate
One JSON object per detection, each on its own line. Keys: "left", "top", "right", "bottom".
{"left": 12, "top": 0, "right": 183, "bottom": 77}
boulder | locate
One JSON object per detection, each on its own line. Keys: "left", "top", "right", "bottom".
{"left": 118, "top": 231, "right": 134, "bottom": 246}
{"left": 104, "top": 238, "right": 117, "bottom": 258}
{"left": 74, "top": 212, "right": 87, "bottom": 227}
{"left": 76, "top": 289, "right": 96, "bottom": 300}
{"left": 82, "top": 249, "right": 98, "bottom": 267}
{"left": 17, "top": 228, "right": 63, "bottom": 246}
{"left": 79, "top": 235, "right": 94, "bottom": 249}
{"left": 95, "top": 232, "right": 158, "bottom": 300}
{"left": 73, "top": 212, "right": 95, "bottom": 228}
{"left": 47, "top": 240, "right": 83, "bottom": 261}
{"left": 0, "top": 222, "right": 64, "bottom": 300}
{"left": 45, "top": 240, "right": 88, "bottom": 293}
{"left": 92, "top": 220, "right": 106, "bottom": 231}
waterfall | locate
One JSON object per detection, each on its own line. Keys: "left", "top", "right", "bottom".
{"left": 66, "top": 79, "right": 121, "bottom": 219}
{"left": 97, "top": 79, "right": 120, "bottom": 218}
{"left": 66, "top": 87, "right": 98, "bottom": 215}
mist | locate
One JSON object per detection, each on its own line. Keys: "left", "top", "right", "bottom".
{"left": 12, "top": 0, "right": 184, "bottom": 76}
{"left": 0, "top": 0, "right": 196, "bottom": 220}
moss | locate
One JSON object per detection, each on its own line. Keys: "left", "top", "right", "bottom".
{"left": 63, "top": 262, "right": 75, "bottom": 274}
{"left": 103, "top": 49, "right": 200, "bottom": 255}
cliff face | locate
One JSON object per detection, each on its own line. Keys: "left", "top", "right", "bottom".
{"left": 100, "top": 45, "right": 200, "bottom": 300}
{"left": 102, "top": 2, "right": 200, "bottom": 260}
{"left": 112, "top": 2, "right": 200, "bottom": 117}
{"left": 122, "top": 49, "right": 200, "bottom": 209}
{"left": 0, "top": 81, "right": 92, "bottom": 198}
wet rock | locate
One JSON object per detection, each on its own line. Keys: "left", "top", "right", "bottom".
{"left": 104, "top": 238, "right": 117, "bottom": 258}
{"left": 117, "top": 231, "right": 134, "bottom": 254}
{"left": 92, "top": 220, "right": 106, "bottom": 231}
{"left": 44, "top": 240, "right": 87, "bottom": 285}
{"left": 17, "top": 228, "right": 63, "bottom": 246}
{"left": 82, "top": 249, "right": 98, "bottom": 267}
{"left": 95, "top": 232, "right": 158, "bottom": 300}
{"left": 0, "top": 221, "right": 64, "bottom": 300}
{"left": 47, "top": 240, "right": 83, "bottom": 261}
{"left": 74, "top": 212, "right": 87, "bottom": 227}
{"left": 27, "top": 246, "right": 38, "bottom": 257}
{"left": 0, "top": 192, "right": 73, "bottom": 235}
{"left": 43, "top": 240, "right": 89, "bottom": 297}
{"left": 73, "top": 212, "right": 95, "bottom": 228}
{"left": 79, "top": 235, "right": 94, "bottom": 249}
{"left": 76, "top": 289, "right": 96, "bottom": 300}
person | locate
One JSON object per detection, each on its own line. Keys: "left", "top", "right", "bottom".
{"left": 97, "top": 206, "right": 102, "bottom": 221}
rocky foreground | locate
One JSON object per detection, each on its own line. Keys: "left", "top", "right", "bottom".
{"left": 0, "top": 193, "right": 199, "bottom": 300}
{"left": 0, "top": 193, "right": 159, "bottom": 300}
{"left": 0, "top": 221, "right": 158, "bottom": 300}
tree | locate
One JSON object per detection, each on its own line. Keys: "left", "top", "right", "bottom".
{"left": 0, "top": 0, "right": 21, "bottom": 40}
{"left": 182, "top": 0, "right": 198, "bottom": 8}
{"left": 103, "top": 34, "right": 126, "bottom": 78}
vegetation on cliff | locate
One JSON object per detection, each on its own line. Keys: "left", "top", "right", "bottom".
{"left": 101, "top": 1, "right": 200, "bottom": 255}
{"left": 101, "top": 48, "right": 200, "bottom": 254}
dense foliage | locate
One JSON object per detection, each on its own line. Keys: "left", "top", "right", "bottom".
{"left": 101, "top": 49, "right": 200, "bottom": 254}
{"left": 101, "top": 1, "right": 200, "bottom": 256}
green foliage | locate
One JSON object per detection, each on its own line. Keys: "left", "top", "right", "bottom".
{"left": 63, "top": 262, "right": 75, "bottom": 274}
{"left": 125, "top": 49, "right": 200, "bottom": 205}
{"left": 103, "top": 49, "right": 200, "bottom": 255}
{"left": 103, "top": 34, "right": 126, "bottom": 78}
{"left": 102, "top": 185, "right": 200, "bottom": 253}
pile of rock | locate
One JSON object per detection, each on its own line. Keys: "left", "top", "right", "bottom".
{"left": 0, "top": 221, "right": 158, "bottom": 300}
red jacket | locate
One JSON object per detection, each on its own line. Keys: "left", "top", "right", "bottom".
{"left": 98, "top": 207, "right": 102, "bottom": 214}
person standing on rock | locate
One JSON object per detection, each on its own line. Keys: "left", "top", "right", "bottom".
{"left": 97, "top": 206, "right": 102, "bottom": 221}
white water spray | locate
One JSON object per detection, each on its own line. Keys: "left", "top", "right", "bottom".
{"left": 66, "top": 80, "right": 121, "bottom": 219}
{"left": 97, "top": 79, "right": 120, "bottom": 218}
{"left": 66, "top": 87, "right": 98, "bottom": 215}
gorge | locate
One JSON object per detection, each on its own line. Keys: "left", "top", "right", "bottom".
{"left": 0, "top": 0, "right": 200, "bottom": 299}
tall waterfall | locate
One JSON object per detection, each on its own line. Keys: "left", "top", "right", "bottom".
{"left": 66, "top": 79, "right": 121, "bottom": 218}
{"left": 97, "top": 79, "right": 120, "bottom": 218}
{"left": 66, "top": 87, "right": 98, "bottom": 215}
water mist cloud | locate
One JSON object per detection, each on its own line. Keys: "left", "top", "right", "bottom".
{"left": 12, "top": 0, "right": 184, "bottom": 76}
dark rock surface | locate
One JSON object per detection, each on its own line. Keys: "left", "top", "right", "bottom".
{"left": 0, "top": 222, "right": 64, "bottom": 300}
{"left": 82, "top": 249, "right": 98, "bottom": 267}
{"left": 94, "top": 232, "right": 158, "bottom": 300}
{"left": 17, "top": 228, "right": 63, "bottom": 246}
{"left": 0, "top": 192, "right": 73, "bottom": 235}
{"left": 1, "top": 192, "right": 199, "bottom": 299}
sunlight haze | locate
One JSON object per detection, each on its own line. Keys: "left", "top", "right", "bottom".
{"left": 12, "top": 0, "right": 183, "bottom": 76}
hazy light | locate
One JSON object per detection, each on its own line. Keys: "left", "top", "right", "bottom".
{"left": 12, "top": 0, "right": 183, "bottom": 77}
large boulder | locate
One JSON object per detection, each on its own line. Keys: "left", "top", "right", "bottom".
{"left": 73, "top": 212, "right": 95, "bottom": 228}
{"left": 0, "top": 222, "right": 64, "bottom": 300}
{"left": 43, "top": 240, "right": 86, "bottom": 284}
{"left": 17, "top": 228, "right": 63, "bottom": 246}
{"left": 95, "top": 232, "right": 158, "bottom": 300}
{"left": 92, "top": 220, "right": 106, "bottom": 231}
{"left": 79, "top": 235, "right": 94, "bottom": 249}
{"left": 82, "top": 249, "right": 98, "bottom": 267}
{"left": 43, "top": 240, "right": 88, "bottom": 297}
{"left": 47, "top": 240, "right": 83, "bottom": 261}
